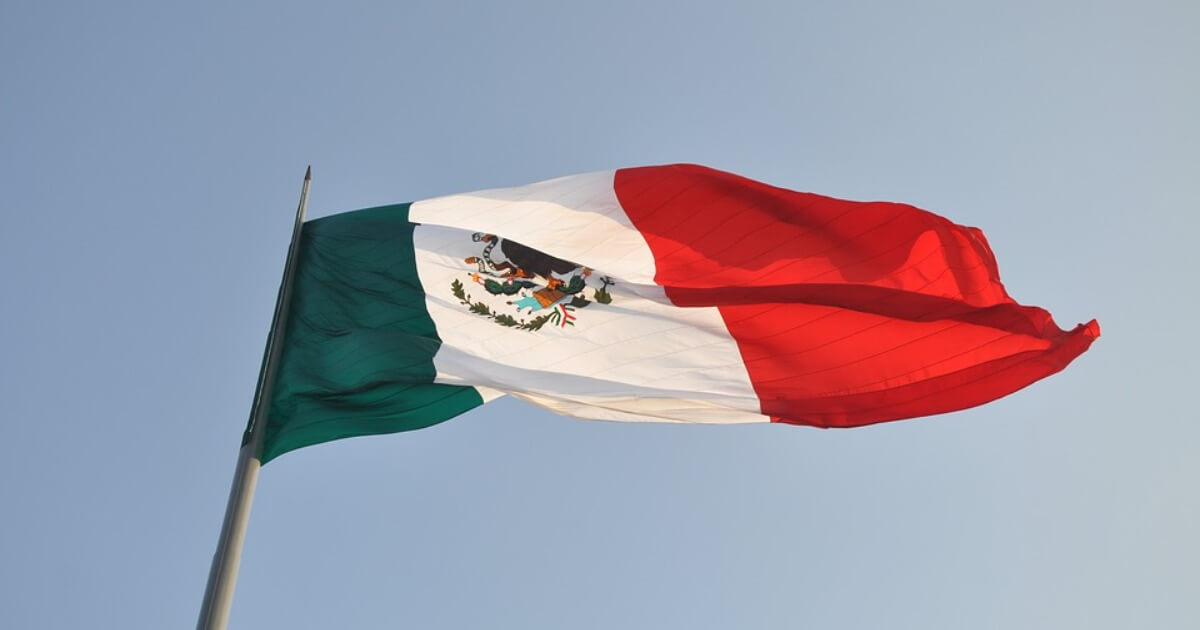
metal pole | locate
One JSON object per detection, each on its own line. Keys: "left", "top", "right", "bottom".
{"left": 197, "top": 166, "right": 311, "bottom": 630}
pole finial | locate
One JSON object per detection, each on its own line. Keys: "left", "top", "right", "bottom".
{"left": 304, "top": 165, "right": 312, "bottom": 181}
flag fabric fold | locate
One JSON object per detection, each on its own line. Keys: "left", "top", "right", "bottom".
{"left": 263, "top": 164, "right": 1097, "bottom": 463}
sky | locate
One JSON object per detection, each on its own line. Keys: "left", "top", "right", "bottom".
{"left": 1, "top": 1, "right": 1196, "bottom": 628}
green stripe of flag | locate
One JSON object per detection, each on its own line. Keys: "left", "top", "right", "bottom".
{"left": 263, "top": 203, "right": 483, "bottom": 463}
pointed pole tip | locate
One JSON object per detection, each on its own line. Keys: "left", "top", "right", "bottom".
{"left": 304, "top": 165, "right": 312, "bottom": 180}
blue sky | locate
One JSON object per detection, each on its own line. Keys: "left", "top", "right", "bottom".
{"left": 1, "top": 2, "right": 1196, "bottom": 628}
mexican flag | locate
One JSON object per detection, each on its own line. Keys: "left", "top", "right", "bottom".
{"left": 261, "top": 164, "right": 1098, "bottom": 463}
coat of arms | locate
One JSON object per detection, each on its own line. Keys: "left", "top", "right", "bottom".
{"left": 450, "top": 233, "right": 613, "bottom": 331}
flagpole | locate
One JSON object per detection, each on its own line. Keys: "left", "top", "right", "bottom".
{"left": 196, "top": 166, "right": 311, "bottom": 630}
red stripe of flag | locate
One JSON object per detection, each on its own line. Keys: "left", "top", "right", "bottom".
{"left": 615, "top": 164, "right": 1098, "bottom": 427}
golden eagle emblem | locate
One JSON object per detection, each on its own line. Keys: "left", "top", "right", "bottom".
{"left": 450, "top": 233, "right": 613, "bottom": 331}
